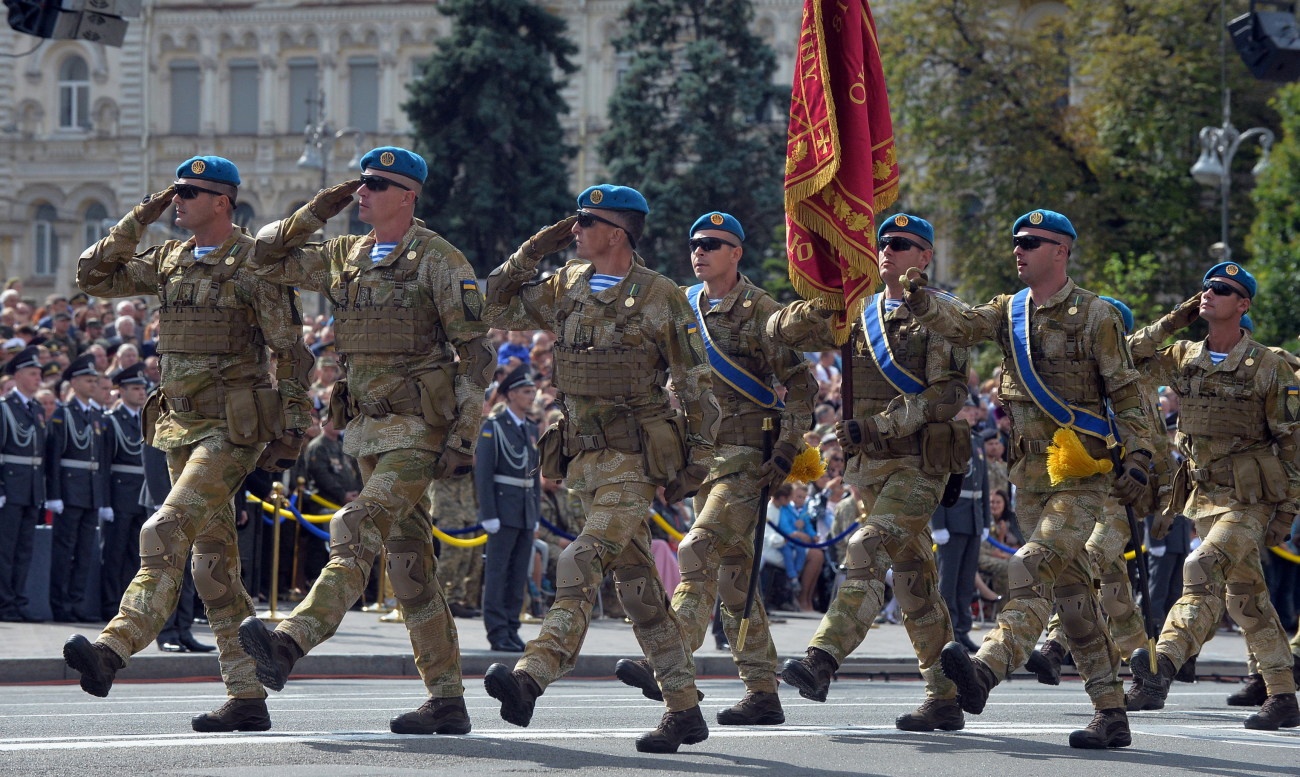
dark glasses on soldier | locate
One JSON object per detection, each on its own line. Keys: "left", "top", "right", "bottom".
{"left": 359, "top": 174, "right": 412, "bottom": 193}
{"left": 689, "top": 237, "right": 738, "bottom": 253}
{"left": 1202, "top": 280, "right": 1244, "bottom": 298}
{"left": 574, "top": 209, "right": 625, "bottom": 231}
{"left": 173, "top": 184, "right": 227, "bottom": 200}
{"left": 880, "top": 235, "right": 926, "bottom": 252}
{"left": 1012, "top": 235, "right": 1064, "bottom": 251}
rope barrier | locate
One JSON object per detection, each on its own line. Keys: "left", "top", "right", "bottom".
{"left": 539, "top": 516, "right": 578, "bottom": 542}
{"left": 433, "top": 525, "right": 489, "bottom": 547}
{"left": 250, "top": 494, "right": 331, "bottom": 541}
{"left": 651, "top": 511, "right": 685, "bottom": 541}
{"left": 766, "top": 520, "right": 859, "bottom": 549}
{"left": 986, "top": 536, "right": 1018, "bottom": 554}
{"left": 257, "top": 491, "right": 489, "bottom": 547}
{"left": 1270, "top": 544, "right": 1300, "bottom": 564}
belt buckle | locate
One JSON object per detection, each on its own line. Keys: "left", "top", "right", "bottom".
{"left": 578, "top": 434, "right": 601, "bottom": 450}
{"left": 170, "top": 396, "right": 193, "bottom": 412}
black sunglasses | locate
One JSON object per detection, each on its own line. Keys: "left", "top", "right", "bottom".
{"left": 1202, "top": 280, "right": 1244, "bottom": 298}
{"left": 359, "top": 174, "right": 413, "bottom": 193}
{"left": 880, "top": 235, "right": 926, "bottom": 252}
{"left": 574, "top": 209, "right": 626, "bottom": 231}
{"left": 173, "top": 184, "right": 227, "bottom": 200}
{"left": 689, "top": 236, "right": 737, "bottom": 253}
{"left": 1012, "top": 235, "right": 1064, "bottom": 251}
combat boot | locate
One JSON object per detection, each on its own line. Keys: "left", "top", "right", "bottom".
{"left": 63, "top": 635, "right": 124, "bottom": 697}
{"left": 1025, "top": 639, "right": 1067, "bottom": 686}
{"left": 238, "top": 616, "right": 303, "bottom": 692}
{"left": 390, "top": 696, "right": 472, "bottom": 735}
{"left": 1226, "top": 674, "right": 1267, "bottom": 706}
{"left": 634, "top": 704, "right": 709, "bottom": 753}
{"left": 1175, "top": 653, "right": 1197, "bottom": 683}
{"left": 1127, "top": 648, "right": 1175, "bottom": 710}
{"left": 1068, "top": 707, "right": 1132, "bottom": 749}
{"left": 616, "top": 658, "right": 662, "bottom": 702}
{"left": 939, "top": 641, "right": 998, "bottom": 715}
{"left": 484, "top": 663, "right": 542, "bottom": 727}
{"left": 716, "top": 691, "right": 785, "bottom": 726}
{"left": 778, "top": 646, "right": 837, "bottom": 702}
{"left": 1243, "top": 693, "right": 1300, "bottom": 731}
{"left": 894, "top": 697, "right": 964, "bottom": 732}
{"left": 191, "top": 698, "right": 271, "bottom": 732}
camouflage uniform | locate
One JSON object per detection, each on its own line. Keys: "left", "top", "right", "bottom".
{"left": 77, "top": 217, "right": 311, "bottom": 700}
{"left": 671, "top": 276, "right": 816, "bottom": 694}
{"left": 538, "top": 483, "right": 585, "bottom": 580}
{"left": 429, "top": 475, "right": 483, "bottom": 610}
{"left": 768, "top": 298, "right": 969, "bottom": 699}
{"left": 1129, "top": 325, "right": 1300, "bottom": 696}
{"left": 912, "top": 280, "right": 1159, "bottom": 710}
{"left": 484, "top": 251, "right": 720, "bottom": 713}
{"left": 249, "top": 208, "right": 492, "bottom": 699}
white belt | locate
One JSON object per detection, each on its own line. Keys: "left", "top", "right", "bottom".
{"left": 60, "top": 459, "right": 99, "bottom": 471}
{"left": 111, "top": 464, "right": 145, "bottom": 475}
{"left": 493, "top": 474, "right": 535, "bottom": 488}
{"left": 0, "top": 454, "right": 42, "bottom": 467}
{"left": 959, "top": 489, "right": 983, "bottom": 500}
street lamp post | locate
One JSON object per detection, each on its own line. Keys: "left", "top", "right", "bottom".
{"left": 1189, "top": 88, "right": 1274, "bottom": 262}
{"left": 296, "top": 91, "right": 366, "bottom": 208}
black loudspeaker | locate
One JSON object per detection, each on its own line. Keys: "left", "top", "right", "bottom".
{"left": 1230, "top": 6, "right": 1300, "bottom": 82}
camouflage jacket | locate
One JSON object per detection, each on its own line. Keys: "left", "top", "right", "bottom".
{"left": 76, "top": 215, "right": 310, "bottom": 450}
{"left": 539, "top": 484, "right": 584, "bottom": 546}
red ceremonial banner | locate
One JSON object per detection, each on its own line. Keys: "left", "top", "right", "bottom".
{"left": 785, "top": 0, "right": 898, "bottom": 343}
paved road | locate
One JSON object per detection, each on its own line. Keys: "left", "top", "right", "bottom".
{"left": 2, "top": 677, "right": 1295, "bottom": 777}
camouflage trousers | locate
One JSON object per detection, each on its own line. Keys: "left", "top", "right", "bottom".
{"left": 672, "top": 469, "right": 777, "bottom": 693}
{"left": 99, "top": 435, "right": 264, "bottom": 699}
{"left": 279, "top": 447, "right": 463, "bottom": 698}
{"left": 1157, "top": 505, "right": 1296, "bottom": 696}
{"left": 1045, "top": 505, "right": 1147, "bottom": 658}
{"left": 435, "top": 477, "right": 482, "bottom": 608}
{"left": 976, "top": 489, "right": 1123, "bottom": 710}
{"left": 811, "top": 469, "right": 956, "bottom": 700}
{"left": 518, "top": 478, "right": 699, "bottom": 711}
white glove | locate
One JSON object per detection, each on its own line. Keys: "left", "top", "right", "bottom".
{"left": 45, "top": 499, "right": 64, "bottom": 515}
{"left": 1148, "top": 545, "right": 1166, "bottom": 558}
{"left": 481, "top": 518, "right": 501, "bottom": 534}
{"left": 932, "top": 527, "right": 951, "bottom": 545}
{"left": 98, "top": 507, "right": 115, "bottom": 522}
{"left": 981, "top": 527, "right": 990, "bottom": 541}
{"left": 0, "top": 495, "right": 6, "bottom": 509}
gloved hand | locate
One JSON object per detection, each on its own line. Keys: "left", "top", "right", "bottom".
{"left": 1111, "top": 449, "right": 1152, "bottom": 507}
{"left": 308, "top": 179, "right": 363, "bottom": 221}
{"left": 1149, "top": 509, "right": 1176, "bottom": 541}
{"left": 1264, "top": 511, "right": 1295, "bottom": 548}
{"left": 98, "top": 507, "right": 114, "bottom": 523}
{"left": 835, "top": 416, "right": 884, "bottom": 458}
{"left": 758, "top": 441, "right": 799, "bottom": 490}
{"left": 901, "top": 267, "right": 931, "bottom": 316}
{"left": 45, "top": 499, "right": 64, "bottom": 515}
{"left": 522, "top": 215, "right": 578, "bottom": 259}
{"left": 132, "top": 185, "right": 177, "bottom": 225}
{"left": 1161, "top": 293, "right": 1202, "bottom": 333}
{"left": 481, "top": 518, "right": 502, "bottom": 534}
{"left": 435, "top": 447, "right": 474, "bottom": 479}
{"left": 0, "top": 495, "right": 6, "bottom": 509}
{"left": 981, "top": 527, "right": 990, "bottom": 541}
{"left": 664, "top": 463, "right": 709, "bottom": 504}
{"left": 932, "top": 527, "right": 951, "bottom": 545}
{"left": 1149, "top": 544, "right": 1166, "bottom": 558}
{"left": 256, "top": 429, "right": 306, "bottom": 473}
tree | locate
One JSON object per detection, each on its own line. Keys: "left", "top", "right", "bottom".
{"left": 1248, "top": 83, "right": 1300, "bottom": 348}
{"left": 600, "top": 0, "right": 787, "bottom": 283}
{"left": 403, "top": 0, "right": 577, "bottom": 275}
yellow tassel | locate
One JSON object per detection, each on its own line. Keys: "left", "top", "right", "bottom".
{"left": 1045, "top": 427, "right": 1114, "bottom": 486}
{"left": 786, "top": 445, "right": 826, "bottom": 484}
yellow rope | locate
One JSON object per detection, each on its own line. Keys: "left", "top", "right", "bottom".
{"left": 1270, "top": 544, "right": 1300, "bottom": 564}
{"left": 650, "top": 510, "right": 685, "bottom": 541}
{"left": 1122, "top": 546, "right": 1148, "bottom": 561}
{"left": 310, "top": 492, "right": 342, "bottom": 511}
{"left": 246, "top": 493, "right": 333, "bottom": 523}
{"left": 307, "top": 489, "right": 487, "bottom": 547}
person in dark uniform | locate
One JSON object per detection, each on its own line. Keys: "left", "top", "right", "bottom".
{"left": 932, "top": 398, "right": 991, "bottom": 653}
{"left": 99, "top": 363, "right": 150, "bottom": 621}
{"left": 0, "top": 347, "right": 48, "bottom": 622}
{"left": 46, "top": 353, "right": 110, "bottom": 623}
{"left": 476, "top": 367, "right": 541, "bottom": 652}
{"left": 299, "top": 412, "right": 361, "bottom": 589}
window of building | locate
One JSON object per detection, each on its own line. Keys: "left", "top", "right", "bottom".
{"left": 58, "top": 55, "right": 91, "bottom": 130}
{"left": 288, "top": 58, "right": 319, "bottom": 132}
{"left": 233, "top": 202, "right": 256, "bottom": 230}
{"left": 82, "top": 202, "right": 108, "bottom": 249}
{"left": 347, "top": 57, "right": 379, "bottom": 133}
{"left": 170, "top": 59, "right": 201, "bottom": 134}
{"left": 228, "top": 59, "right": 260, "bottom": 134}
{"left": 34, "top": 204, "right": 59, "bottom": 277}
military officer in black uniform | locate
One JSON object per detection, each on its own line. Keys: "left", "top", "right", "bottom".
{"left": 99, "top": 363, "right": 150, "bottom": 620}
{"left": 932, "top": 398, "right": 991, "bottom": 653}
{"left": 0, "top": 347, "right": 48, "bottom": 621}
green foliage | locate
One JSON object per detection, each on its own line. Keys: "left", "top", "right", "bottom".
{"left": 1247, "top": 83, "right": 1300, "bottom": 347}
{"left": 403, "top": 0, "right": 577, "bottom": 275}
{"left": 599, "top": 0, "right": 786, "bottom": 281}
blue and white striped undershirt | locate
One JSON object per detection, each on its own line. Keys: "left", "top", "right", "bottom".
{"left": 884, "top": 298, "right": 902, "bottom": 312}
{"left": 589, "top": 273, "right": 623, "bottom": 294}
{"left": 193, "top": 246, "right": 216, "bottom": 259}
{"left": 370, "top": 242, "right": 398, "bottom": 263}
{"left": 1209, "top": 350, "right": 1228, "bottom": 365}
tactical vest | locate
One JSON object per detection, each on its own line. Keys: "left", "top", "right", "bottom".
{"left": 998, "top": 293, "right": 1104, "bottom": 409}
{"left": 852, "top": 319, "right": 928, "bottom": 407}
{"left": 704, "top": 286, "right": 780, "bottom": 448}
{"left": 1175, "top": 345, "right": 1269, "bottom": 441}
{"left": 332, "top": 237, "right": 447, "bottom": 356}
{"left": 156, "top": 241, "right": 263, "bottom": 354}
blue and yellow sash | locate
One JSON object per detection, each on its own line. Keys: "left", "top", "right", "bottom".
{"left": 1008, "top": 288, "right": 1116, "bottom": 446}
{"left": 686, "top": 284, "right": 784, "bottom": 409}
{"left": 862, "top": 293, "right": 925, "bottom": 395}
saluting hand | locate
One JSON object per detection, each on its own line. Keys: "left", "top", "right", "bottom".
{"left": 1163, "top": 293, "right": 1202, "bottom": 332}
{"left": 309, "top": 179, "right": 364, "bottom": 222}
{"left": 523, "top": 216, "right": 578, "bottom": 260}
{"left": 132, "top": 185, "right": 177, "bottom": 226}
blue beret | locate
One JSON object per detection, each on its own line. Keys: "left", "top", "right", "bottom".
{"left": 1204, "top": 261, "right": 1257, "bottom": 298}
{"left": 877, "top": 213, "right": 934, "bottom": 246}
{"left": 359, "top": 146, "right": 428, "bottom": 185}
{"left": 5, "top": 346, "right": 41, "bottom": 375}
{"left": 690, "top": 212, "right": 744, "bottom": 241}
{"left": 1012, "top": 209, "right": 1076, "bottom": 239}
{"left": 578, "top": 185, "right": 649, "bottom": 214}
{"left": 1099, "top": 295, "right": 1134, "bottom": 333}
{"left": 1240, "top": 313, "right": 1255, "bottom": 332}
{"left": 175, "top": 156, "right": 240, "bottom": 187}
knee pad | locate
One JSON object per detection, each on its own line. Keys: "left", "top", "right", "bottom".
{"left": 1099, "top": 569, "right": 1135, "bottom": 621}
{"left": 891, "top": 559, "right": 931, "bottom": 615}
{"left": 555, "top": 535, "right": 603, "bottom": 604}
{"left": 1054, "top": 583, "right": 1104, "bottom": 647}
{"left": 1007, "top": 544, "right": 1054, "bottom": 600}
{"left": 717, "top": 555, "right": 749, "bottom": 612}
{"left": 191, "top": 541, "right": 236, "bottom": 608}
{"left": 844, "top": 525, "right": 888, "bottom": 583}
{"left": 385, "top": 538, "right": 435, "bottom": 608}
{"left": 139, "top": 506, "right": 185, "bottom": 571}
{"left": 1226, "top": 581, "right": 1266, "bottom": 631}
{"left": 1182, "top": 546, "right": 1222, "bottom": 596}
{"left": 614, "top": 565, "right": 667, "bottom": 627}
{"left": 329, "top": 500, "right": 379, "bottom": 566}
{"left": 676, "top": 529, "right": 716, "bottom": 585}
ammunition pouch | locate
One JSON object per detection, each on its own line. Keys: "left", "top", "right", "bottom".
{"left": 563, "top": 411, "right": 642, "bottom": 456}
{"left": 328, "top": 379, "right": 353, "bottom": 429}
{"left": 1187, "top": 451, "right": 1288, "bottom": 505}
{"left": 639, "top": 411, "right": 688, "bottom": 483}
{"left": 415, "top": 364, "right": 458, "bottom": 427}
{"left": 715, "top": 410, "right": 779, "bottom": 448}
{"left": 225, "top": 386, "right": 284, "bottom": 446}
{"left": 919, "top": 420, "right": 972, "bottom": 476}
{"left": 141, "top": 390, "right": 163, "bottom": 446}
{"left": 538, "top": 418, "right": 572, "bottom": 480}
